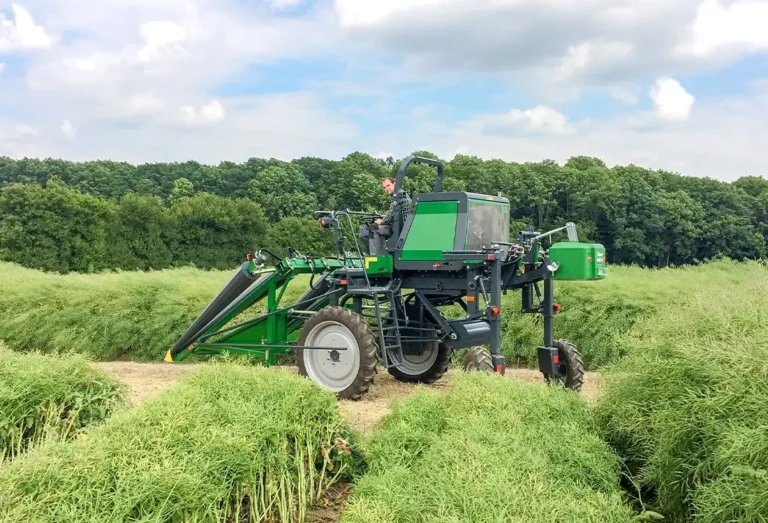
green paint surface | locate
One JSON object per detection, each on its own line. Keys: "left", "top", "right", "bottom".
{"left": 364, "top": 255, "right": 394, "bottom": 275}
{"left": 549, "top": 242, "right": 607, "bottom": 280}
{"left": 400, "top": 201, "right": 459, "bottom": 261}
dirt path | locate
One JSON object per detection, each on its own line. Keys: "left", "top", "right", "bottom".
{"left": 94, "top": 361, "right": 601, "bottom": 434}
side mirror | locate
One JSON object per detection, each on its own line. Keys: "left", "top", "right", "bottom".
{"left": 566, "top": 222, "right": 578, "bottom": 242}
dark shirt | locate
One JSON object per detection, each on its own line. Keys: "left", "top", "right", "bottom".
{"left": 382, "top": 192, "right": 413, "bottom": 226}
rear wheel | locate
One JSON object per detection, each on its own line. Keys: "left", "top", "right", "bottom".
{"left": 388, "top": 340, "right": 452, "bottom": 384}
{"left": 542, "top": 339, "right": 585, "bottom": 391}
{"left": 462, "top": 346, "right": 494, "bottom": 373}
{"left": 295, "top": 306, "right": 378, "bottom": 400}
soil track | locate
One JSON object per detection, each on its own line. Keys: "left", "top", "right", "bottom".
{"left": 94, "top": 361, "right": 601, "bottom": 434}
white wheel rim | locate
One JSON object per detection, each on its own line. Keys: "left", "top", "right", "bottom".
{"left": 302, "top": 320, "right": 361, "bottom": 392}
{"left": 396, "top": 342, "right": 439, "bottom": 375}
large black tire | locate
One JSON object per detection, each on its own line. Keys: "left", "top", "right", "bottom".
{"left": 543, "top": 339, "right": 585, "bottom": 391}
{"left": 462, "top": 346, "right": 494, "bottom": 373}
{"left": 388, "top": 341, "right": 453, "bottom": 384}
{"left": 295, "top": 306, "right": 378, "bottom": 400}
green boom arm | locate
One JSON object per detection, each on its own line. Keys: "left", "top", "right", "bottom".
{"left": 165, "top": 256, "right": 364, "bottom": 364}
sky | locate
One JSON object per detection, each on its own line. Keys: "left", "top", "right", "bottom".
{"left": 0, "top": 0, "right": 767, "bottom": 182}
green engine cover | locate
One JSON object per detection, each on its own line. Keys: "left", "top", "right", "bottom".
{"left": 400, "top": 200, "right": 458, "bottom": 261}
{"left": 549, "top": 242, "right": 607, "bottom": 280}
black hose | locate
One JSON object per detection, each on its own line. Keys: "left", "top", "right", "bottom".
{"left": 260, "top": 248, "right": 284, "bottom": 262}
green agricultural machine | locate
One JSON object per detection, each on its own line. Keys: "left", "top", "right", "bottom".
{"left": 165, "top": 156, "right": 607, "bottom": 399}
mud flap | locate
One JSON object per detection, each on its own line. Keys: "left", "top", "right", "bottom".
{"left": 537, "top": 346, "right": 561, "bottom": 376}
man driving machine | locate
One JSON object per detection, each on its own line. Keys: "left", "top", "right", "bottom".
{"left": 368, "top": 177, "right": 412, "bottom": 255}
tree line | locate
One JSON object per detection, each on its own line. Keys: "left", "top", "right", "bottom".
{"left": 0, "top": 152, "right": 766, "bottom": 273}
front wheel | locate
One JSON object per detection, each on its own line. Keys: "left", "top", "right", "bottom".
{"left": 542, "top": 339, "right": 585, "bottom": 391}
{"left": 462, "top": 346, "right": 495, "bottom": 373}
{"left": 295, "top": 306, "right": 378, "bottom": 400}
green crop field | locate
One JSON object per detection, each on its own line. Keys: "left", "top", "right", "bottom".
{"left": 596, "top": 264, "right": 768, "bottom": 522}
{"left": 1, "top": 259, "right": 762, "bottom": 369}
{"left": 0, "top": 363, "right": 362, "bottom": 523}
{"left": 0, "top": 259, "right": 766, "bottom": 522}
{"left": 340, "top": 372, "right": 636, "bottom": 523}
{"left": 0, "top": 345, "right": 127, "bottom": 462}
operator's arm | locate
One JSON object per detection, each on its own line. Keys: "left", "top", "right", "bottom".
{"left": 380, "top": 200, "right": 395, "bottom": 225}
{"left": 375, "top": 198, "right": 395, "bottom": 225}
{"left": 379, "top": 194, "right": 411, "bottom": 226}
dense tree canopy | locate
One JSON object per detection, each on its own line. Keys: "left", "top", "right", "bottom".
{"left": 0, "top": 151, "right": 765, "bottom": 273}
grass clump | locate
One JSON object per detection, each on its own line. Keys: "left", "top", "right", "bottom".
{"left": 0, "top": 363, "right": 361, "bottom": 523}
{"left": 340, "top": 371, "right": 635, "bottom": 523}
{"left": 500, "top": 259, "right": 762, "bottom": 370}
{"left": 0, "top": 345, "right": 126, "bottom": 461}
{"left": 0, "top": 262, "right": 309, "bottom": 361}
{"left": 595, "top": 263, "right": 768, "bottom": 522}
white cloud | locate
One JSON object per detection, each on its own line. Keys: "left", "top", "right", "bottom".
{"left": 136, "top": 20, "right": 187, "bottom": 63}
{"left": 127, "top": 94, "right": 166, "bottom": 116}
{"left": 180, "top": 100, "right": 225, "bottom": 126}
{"left": 0, "top": 0, "right": 764, "bottom": 187}
{"left": 684, "top": 0, "right": 768, "bottom": 58}
{"left": 61, "top": 120, "right": 76, "bottom": 140}
{"left": 650, "top": 77, "right": 696, "bottom": 122}
{"left": 268, "top": 0, "right": 306, "bottom": 8}
{"left": 12, "top": 123, "right": 38, "bottom": 137}
{"left": 0, "top": 62, "right": 5, "bottom": 73}
{"left": 0, "top": 4, "right": 52, "bottom": 52}
{"left": 333, "top": 0, "right": 768, "bottom": 99}
{"left": 0, "top": 119, "right": 41, "bottom": 158}
{"left": 482, "top": 106, "right": 572, "bottom": 136}
{"left": 353, "top": 81, "right": 768, "bottom": 182}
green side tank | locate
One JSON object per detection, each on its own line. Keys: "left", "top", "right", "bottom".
{"left": 548, "top": 242, "right": 607, "bottom": 280}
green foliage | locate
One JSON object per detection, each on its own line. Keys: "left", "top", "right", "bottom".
{"left": 499, "top": 259, "right": 763, "bottom": 369}
{"left": 168, "top": 193, "right": 269, "bottom": 270}
{"left": 247, "top": 164, "right": 316, "bottom": 221}
{"left": 169, "top": 177, "right": 195, "bottom": 203}
{"left": 0, "top": 262, "right": 311, "bottom": 361}
{"left": 0, "top": 363, "right": 361, "bottom": 523}
{"left": 0, "top": 180, "right": 114, "bottom": 273}
{"left": 1, "top": 259, "right": 762, "bottom": 371}
{"left": 267, "top": 217, "right": 336, "bottom": 258}
{"left": 0, "top": 346, "right": 127, "bottom": 461}
{"left": 1, "top": 152, "right": 767, "bottom": 273}
{"left": 595, "top": 262, "right": 768, "bottom": 522}
{"left": 340, "top": 372, "right": 635, "bottom": 523}
{"left": 105, "top": 193, "right": 174, "bottom": 271}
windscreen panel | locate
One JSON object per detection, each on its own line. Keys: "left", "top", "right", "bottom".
{"left": 465, "top": 200, "right": 510, "bottom": 253}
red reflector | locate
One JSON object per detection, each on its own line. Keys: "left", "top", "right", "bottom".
{"left": 553, "top": 304, "right": 561, "bottom": 313}
{"left": 246, "top": 253, "right": 252, "bottom": 261}
{"left": 553, "top": 354, "right": 560, "bottom": 364}
{"left": 496, "top": 365, "right": 502, "bottom": 374}
{"left": 604, "top": 257, "right": 607, "bottom": 263}
{"left": 587, "top": 256, "right": 592, "bottom": 263}
{"left": 491, "top": 307, "right": 500, "bottom": 316}
{"left": 487, "top": 254, "right": 494, "bottom": 260}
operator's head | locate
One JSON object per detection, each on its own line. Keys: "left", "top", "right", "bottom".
{"left": 382, "top": 177, "right": 395, "bottom": 195}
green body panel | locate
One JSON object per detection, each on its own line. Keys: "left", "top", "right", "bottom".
{"left": 364, "top": 255, "right": 393, "bottom": 275}
{"left": 549, "top": 242, "right": 607, "bottom": 280}
{"left": 400, "top": 201, "right": 458, "bottom": 261}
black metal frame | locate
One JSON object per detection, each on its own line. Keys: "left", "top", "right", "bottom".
{"left": 306, "top": 156, "right": 568, "bottom": 381}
